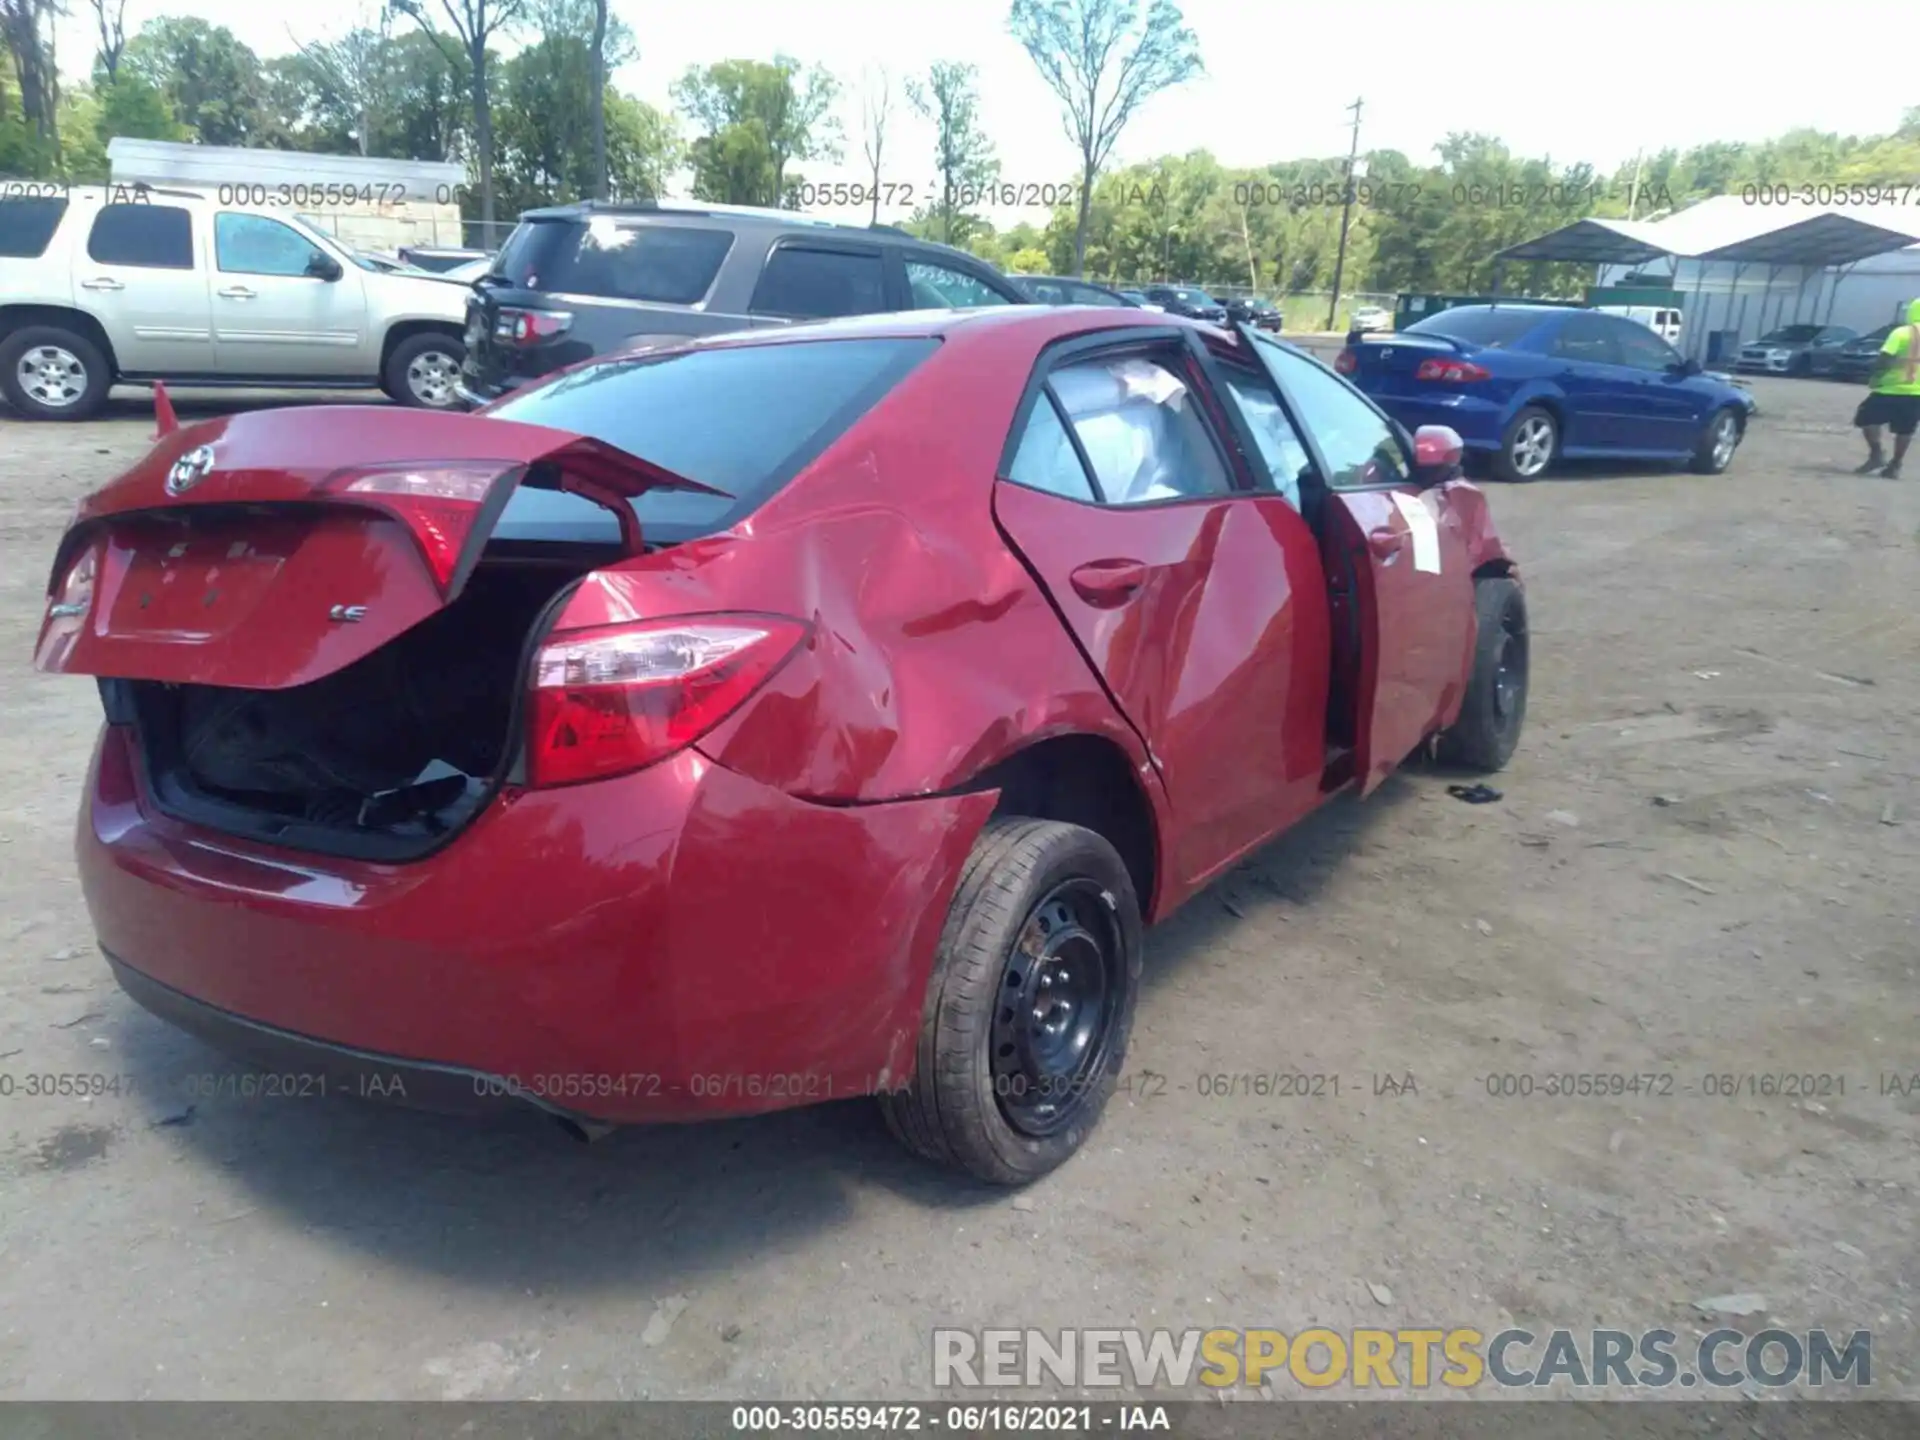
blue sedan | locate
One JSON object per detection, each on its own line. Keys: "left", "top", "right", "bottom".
{"left": 1335, "top": 305, "right": 1755, "bottom": 481}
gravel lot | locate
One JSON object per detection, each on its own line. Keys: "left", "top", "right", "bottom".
{"left": 0, "top": 372, "right": 1915, "bottom": 1404}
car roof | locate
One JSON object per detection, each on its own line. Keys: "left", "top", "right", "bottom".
{"left": 600, "top": 305, "right": 1219, "bottom": 361}
{"left": 511, "top": 198, "right": 990, "bottom": 267}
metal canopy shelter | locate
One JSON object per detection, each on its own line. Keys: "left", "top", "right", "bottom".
{"left": 1490, "top": 218, "right": 1675, "bottom": 267}
{"left": 1693, "top": 212, "right": 1920, "bottom": 267}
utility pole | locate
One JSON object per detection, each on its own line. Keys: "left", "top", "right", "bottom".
{"left": 1325, "top": 97, "right": 1363, "bottom": 333}
{"left": 1625, "top": 148, "right": 1645, "bottom": 220}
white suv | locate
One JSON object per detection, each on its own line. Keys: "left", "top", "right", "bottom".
{"left": 0, "top": 184, "right": 471, "bottom": 420}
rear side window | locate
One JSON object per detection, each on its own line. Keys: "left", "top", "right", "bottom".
{"left": 0, "top": 196, "right": 68, "bottom": 258}
{"left": 494, "top": 218, "right": 732, "bottom": 303}
{"left": 1404, "top": 308, "right": 1543, "bottom": 348}
{"left": 1005, "top": 394, "right": 1098, "bottom": 502}
{"left": 750, "top": 246, "right": 887, "bottom": 319}
{"left": 1048, "top": 354, "right": 1231, "bottom": 505}
{"left": 87, "top": 204, "right": 195, "bottom": 269}
{"left": 485, "top": 337, "right": 938, "bottom": 542}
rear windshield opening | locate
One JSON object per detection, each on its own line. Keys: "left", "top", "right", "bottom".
{"left": 1404, "top": 309, "right": 1545, "bottom": 348}
{"left": 483, "top": 336, "right": 940, "bottom": 546}
{"left": 494, "top": 216, "right": 733, "bottom": 303}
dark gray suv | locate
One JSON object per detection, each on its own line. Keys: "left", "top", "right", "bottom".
{"left": 457, "top": 201, "right": 1030, "bottom": 405}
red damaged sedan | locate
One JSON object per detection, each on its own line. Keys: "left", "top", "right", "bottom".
{"left": 35, "top": 307, "right": 1526, "bottom": 1184}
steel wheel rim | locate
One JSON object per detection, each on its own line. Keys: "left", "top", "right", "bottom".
{"left": 1511, "top": 416, "right": 1553, "bottom": 476}
{"left": 18, "top": 345, "right": 86, "bottom": 407}
{"left": 1711, "top": 416, "right": 1738, "bottom": 468}
{"left": 407, "top": 349, "right": 459, "bottom": 406}
{"left": 1493, "top": 607, "right": 1528, "bottom": 721}
{"left": 990, "top": 879, "right": 1125, "bottom": 1138}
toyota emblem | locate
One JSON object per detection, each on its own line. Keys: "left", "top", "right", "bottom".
{"left": 166, "top": 445, "right": 216, "bottom": 496}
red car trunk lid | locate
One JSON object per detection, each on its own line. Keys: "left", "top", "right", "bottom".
{"left": 34, "top": 404, "right": 721, "bottom": 690}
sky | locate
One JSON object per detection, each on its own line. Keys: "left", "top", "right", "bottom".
{"left": 50, "top": 0, "right": 1912, "bottom": 232}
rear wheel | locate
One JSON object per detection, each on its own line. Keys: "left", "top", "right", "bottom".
{"left": 1690, "top": 407, "right": 1742, "bottom": 474}
{"left": 384, "top": 333, "right": 465, "bottom": 409}
{"left": 1, "top": 325, "right": 111, "bottom": 421}
{"left": 881, "top": 817, "right": 1143, "bottom": 1186}
{"left": 1436, "top": 577, "right": 1528, "bottom": 772}
{"left": 1493, "top": 406, "right": 1556, "bottom": 482}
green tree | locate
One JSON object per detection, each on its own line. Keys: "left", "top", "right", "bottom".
{"left": 672, "top": 57, "right": 840, "bottom": 207}
{"left": 390, "top": 0, "right": 528, "bottom": 228}
{"left": 907, "top": 61, "right": 997, "bottom": 245}
{"left": 94, "top": 71, "right": 185, "bottom": 145}
{"left": 122, "top": 18, "right": 265, "bottom": 146}
{"left": 1008, "top": 0, "right": 1202, "bottom": 275}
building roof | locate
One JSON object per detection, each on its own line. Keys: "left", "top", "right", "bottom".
{"left": 107, "top": 139, "right": 465, "bottom": 192}
{"left": 1496, "top": 193, "right": 1920, "bottom": 270}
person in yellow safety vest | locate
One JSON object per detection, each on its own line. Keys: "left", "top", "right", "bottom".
{"left": 1854, "top": 297, "right": 1920, "bottom": 478}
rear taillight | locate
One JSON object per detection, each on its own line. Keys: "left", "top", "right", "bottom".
{"left": 526, "top": 616, "right": 808, "bottom": 787}
{"left": 1415, "top": 358, "right": 1490, "bottom": 383}
{"left": 321, "top": 463, "right": 510, "bottom": 591}
{"left": 1333, "top": 348, "right": 1357, "bottom": 375}
{"left": 494, "top": 308, "right": 573, "bottom": 346}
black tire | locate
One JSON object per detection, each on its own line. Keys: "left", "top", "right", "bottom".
{"left": 1689, "top": 406, "right": 1742, "bottom": 474}
{"left": 1491, "top": 405, "right": 1556, "bottom": 483}
{"left": 0, "top": 324, "right": 112, "bottom": 421}
{"left": 881, "top": 817, "right": 1143, "bottom": 1185}
{"left": 383, "top": 332, "right": 465, "bottom": 409}
{"left": 1436, "top": 577, "right": 1528, "bottom": 772}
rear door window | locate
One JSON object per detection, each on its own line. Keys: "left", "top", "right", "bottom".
{"left": 0, "top": 196, "right": 69, "bottom": 257}
{"left": 1048, "top": 354, "right": 1232, "bottom": 505}
{"left": 484, "top": 337, "right": 938, "bottom": 543}
{"left": 750, "top": 245, "right": 888, "bottom": 319}
{"left": 494, "top": 218, "right": 732, "bottom": 303}
{"left": 904, "top": 259, "right": 1014, "bottom": 309}
{"left": 1550, "top": 313, "right": 1623, "bottom": 365}
{"left": 86, "top": 204, "right": 195, "bottom": 269}
{"left": 1004, "top": 394, "right": 1098, "bottom": 502}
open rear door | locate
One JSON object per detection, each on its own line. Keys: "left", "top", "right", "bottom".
{"left": 35, "top": 404, "right": 719, "bottom": 689}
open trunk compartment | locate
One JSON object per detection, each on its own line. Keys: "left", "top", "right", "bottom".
{"left": 111, "top": 555, "right": 595, "bottom": 861}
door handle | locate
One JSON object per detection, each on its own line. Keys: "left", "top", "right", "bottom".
{"left": 218, "top": 286, "right": 257, "bottom": 300}
{"left": 1069, "top": 559, "right": 1150, "bottom": 606}
{"left": 79, "top": 277, "right": 124, "bottom": 292}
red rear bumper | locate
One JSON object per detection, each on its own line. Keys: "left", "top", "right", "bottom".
{"left": 79, "top": 725, "right": 994, "bottom": 1123}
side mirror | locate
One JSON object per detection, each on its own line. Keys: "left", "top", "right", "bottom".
{"left": 306, "top": 253, "right": 343, "bottom": 282}
{"left": 1670, "top": 356, "right": 1701, "bottom": 377}
{"left": 1411, "top": 424, "right": 1465, "bottom": 486}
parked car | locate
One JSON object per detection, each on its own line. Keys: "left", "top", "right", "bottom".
{"left": 1350, "top": 304, "right": 1393, "bottom": 334}
{"left": 1014, "top": 275, "right": 1136, "bottom": 306}
{"left": 1734, "top": 323, "right": 1857, "bottom": 376}
{"left": 1225, "top": 295, "right": 1284, "bottom": 332}
{"left": 1811, "top": 323, "right": 1896, "bottom": 382}
{"left": 1117, "top": 289, "right": 1164, "bottom": 312}
{"left": 457, "top": 200, "right": 1029, "bottom": 405}
{"left": 0, "top": 186, "right": 469, "bottom": 420}
{"left": 398, "top": 245, "right": 492, "bottom": 274}
{"left": 1593, "top": 304, "right": 1683, "bottom": 345}
{"left": 430, "top": 257, "right": 494, "bottom": 286}
{"left": 1336, "top": 303, "right": 1754, "bottom": 482}
{"left": 37, "top": 307, "right": 1524, "bottom": 1184}
{"left": 1140, "top": 285, "right": 1228, "bottom": 323}
{"left": 354, "top": 250, "right": 413, "bottom": 274}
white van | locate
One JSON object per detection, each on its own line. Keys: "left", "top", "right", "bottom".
{"left": 1593, "top": 305, "right": 1683, "bottom": 345}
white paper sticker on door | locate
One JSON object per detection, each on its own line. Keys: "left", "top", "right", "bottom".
{"left": 1389, "top": 491, "right": 1441, "bottom": 574}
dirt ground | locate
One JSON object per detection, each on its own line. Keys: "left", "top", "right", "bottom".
{"left": 0, "top": 370, "right": 1915, "bottom": 1404}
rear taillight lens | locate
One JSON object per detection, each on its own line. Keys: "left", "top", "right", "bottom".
{"left": 526, "top": 616, "right": 808, "bottom": 787}
{"left": 494, "top": 308, "right": 573, "bottom": 346}
{"left": 322, "top": 463, "right": 510, "bottom": 591}
{"left": 1415, "top": 358, "right": 1491, "bottom": 383}
{"left": 1333, "top": 348, "right": 1357, "bottom": 375}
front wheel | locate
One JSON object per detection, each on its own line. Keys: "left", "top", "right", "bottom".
{"left": 1493, "top": 406, "right": 1556, "bottom": 483}
{"left": 881, "top": 818, "right": 1143, "bottom": 1185}
{"left": 385, "top": 332, "right": 465, "bottom": 409}
{"left": 1690, "top": 407, "right": 1742, "bottom": 474}
{"left": 1436, "top": 577, "right": 1528, "bottom": 772}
